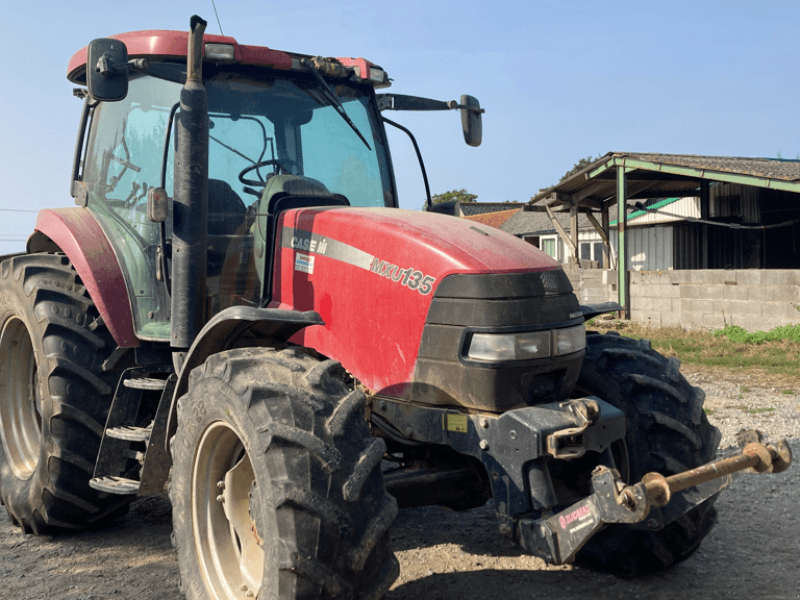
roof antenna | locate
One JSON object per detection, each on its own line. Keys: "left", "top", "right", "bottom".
{"left": 210, "top": 0, "right": 225, "bottom": 35}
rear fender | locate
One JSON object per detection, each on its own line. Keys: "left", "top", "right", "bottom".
{"left": 28, "top": 208, "right": 138, "bottom": 347}
{"left": 165, "top": 306, "right": 324, "bottom": 445}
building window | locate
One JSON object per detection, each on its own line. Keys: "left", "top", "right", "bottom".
{"left": 579, "top": 241, "right": 606, "bottom": 268}
{"left": 541, "top": 237, "right": 557, "bottom": 260}
{"left": 594, "top": 242, "right": 604, "bottom": 268}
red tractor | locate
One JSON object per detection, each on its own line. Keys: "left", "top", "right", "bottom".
{"left": 0, "top": 16, "right": 791, "bottom": 600}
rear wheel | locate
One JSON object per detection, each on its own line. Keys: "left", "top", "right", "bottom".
{"left": 0, "top": 254, "right": 133, "bottom": 533}
{"left": 169, "top": 347, "right": 399, "bottom": 600}
{"left": 575, "top": 331, "right": 721, "bottom": 576}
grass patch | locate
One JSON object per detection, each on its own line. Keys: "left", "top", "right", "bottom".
{"left": 741, "top": 386, "right": 751, "bottom": 393}
{"left": 704, "top": 408, "right": 716, "bottom": 416}
{"left": 714, "top": 324, "right": 800, "bottom": 344}
{"left": 593, "top": 322, "right": 800, "bottom": 377}
{"left": 781, "top": 390, "right": 795, "bottom": 395}
{"left": 747, "top": 407, "right": 776, "bottom": 414}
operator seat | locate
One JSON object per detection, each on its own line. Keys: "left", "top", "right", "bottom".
{"left": 208, "top": 178, "right": 246, "bottom": 235}
{"left": 252, "top": 175, "right": 349, "bottom": 287}
{"left": 206, "top": 179, "right": 248, "bottom": 314}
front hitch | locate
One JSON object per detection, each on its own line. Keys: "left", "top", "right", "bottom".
{"left": 518, "top": 433, "right": 793, "bottom": 564}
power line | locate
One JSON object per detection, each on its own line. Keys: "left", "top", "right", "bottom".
{"left": 211, "top": 0, "right": 225, "bottom": 35}
{"left": 0, "top": 208, "right": 38, "bottom": 213}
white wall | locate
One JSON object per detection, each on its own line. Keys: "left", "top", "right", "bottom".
{"left": 579, "top": 225, "right": 674, "bottom": 271}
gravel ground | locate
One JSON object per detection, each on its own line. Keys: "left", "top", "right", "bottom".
{"left": 388, "top": 367, "right": 800, "bottom": 600}
{"left": 0, "top": 364, "right": 798, "bottom": 600}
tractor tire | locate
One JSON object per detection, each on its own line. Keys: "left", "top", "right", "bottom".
{"left": 574, "top": 331, "right": 721, "bottom": 577}
{"left": 169, "top": 347, "right": 399, "bottom": 600}
{"left": 0, "top": 254, "right": 133, "bottom": 533}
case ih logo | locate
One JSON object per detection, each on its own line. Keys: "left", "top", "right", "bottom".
{"left": 559, "top": 504, "right": 590, "bottom": 529}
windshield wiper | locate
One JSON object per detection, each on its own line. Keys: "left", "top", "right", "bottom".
{"left": 300, "top": 58, "right": 371, "bottom": 151}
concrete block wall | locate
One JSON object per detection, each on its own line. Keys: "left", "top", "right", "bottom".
{"left": 563, "top": 268, "right": 800, "bottom": 331}
{"left": 562, "top": 265, "right": 618, "bottom": 304}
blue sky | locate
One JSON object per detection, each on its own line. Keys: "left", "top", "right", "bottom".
{"left": 1, "top": 0, "right": 799, "bottom": 254}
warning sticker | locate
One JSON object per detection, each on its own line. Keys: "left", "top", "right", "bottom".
{"left": 559, "top": 504, "right": 592, "bottom": 530}
{"left": 446, "top": 414, "right": 468, "bottom": 433}
{"left": 295, "top": 253, "right": 315, "bottom": 274}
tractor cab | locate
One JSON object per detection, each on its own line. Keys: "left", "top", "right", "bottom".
{"left": 67, "top": 31, "right": 397, "bottom": 340}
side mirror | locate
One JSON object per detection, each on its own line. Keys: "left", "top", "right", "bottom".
{"left": 87, "top": 38, "right": 129, "bottom": 102}
{"left": 459, "top": 95, "right": 483, "bottom": 147}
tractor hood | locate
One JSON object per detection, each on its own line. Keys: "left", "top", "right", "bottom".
{"left": 272, "top": 206, "right": 576, "bottom": 398}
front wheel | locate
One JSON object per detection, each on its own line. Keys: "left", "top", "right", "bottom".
{"left": 169, "top": 347, "right": 399, "bottom": 600}
{"left": 575, "top": 331, "right": 721, "bottom": 576}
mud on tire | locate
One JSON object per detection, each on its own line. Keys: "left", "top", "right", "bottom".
{"left": 0, "top": 254, "right": 133, "bottom": 533}
{"left": 575, "top": 331, "right": 722, "bottom": 577}
{"left": 169, "top": 347, "right": 399, "bottom": 600}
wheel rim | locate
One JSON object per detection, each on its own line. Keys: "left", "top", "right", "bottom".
{"left": 193, "top": 421, "right": 265, "bottom": 600}
{"left": 0, "top": 316, "right": 42, "bottom": 480}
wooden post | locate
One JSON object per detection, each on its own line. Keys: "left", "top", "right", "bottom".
{"left": 601, "top": 203, "right": 610, "bottom": 269}
{"left": 570, "top": 203, "right": 579, "bottom": 265}
{"left": 545, "top": 204, "right": 577, "bottom": 259}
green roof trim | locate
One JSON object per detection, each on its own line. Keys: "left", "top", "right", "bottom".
{"left": 610, "top": 197, "right": 681, "bottom": 226}
{"left": 590, "top": 156, "right": 800, "bottom": 194}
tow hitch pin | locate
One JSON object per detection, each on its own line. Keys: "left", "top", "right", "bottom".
{"left": 627, "top": 440, "right": 792, "bottom": 508}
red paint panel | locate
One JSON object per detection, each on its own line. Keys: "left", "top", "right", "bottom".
{"left": 239, "top": 45, "right": 293, "bottom": 70}
{"left": 272, "top": 207, "right": 558, "bottom": 396}
{"left": 68, "top": 30, "right": 292, "bottom": 82}
{"left": 335, "top": 57, "right": 378, "bottom": 82}
{"left": 33, "top": 209, "right": 138, "bottom": 348}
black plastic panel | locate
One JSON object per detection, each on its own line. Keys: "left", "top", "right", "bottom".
{"left": 434, "top": 269, "right": 574, "bottom": 299}
{"left": 408, "top": 268, "right": 584, "bottom": 412}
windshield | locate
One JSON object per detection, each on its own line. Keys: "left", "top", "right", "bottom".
{"left": 206, "top": 73, "right": 394, "bottom": 207}
{"left": 82, "top": 71, "right": 395, "bottom": 340}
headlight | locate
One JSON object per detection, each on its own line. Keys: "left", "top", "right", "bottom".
{"left": 554, "top": 325, "right": 586, "bottom": 356}
{"left": 466, "top": 325, "right": 584, "bottom": 362}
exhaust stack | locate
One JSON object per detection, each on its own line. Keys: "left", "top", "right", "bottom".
{"left": 171, "top": 15, "right": 209, "bottom": 349}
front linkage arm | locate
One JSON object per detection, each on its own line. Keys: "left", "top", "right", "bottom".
{"left": 518, "top": 434, "right": 791, "bottom": 564}
{"left": 372, "top": 397, "right": 793, "bottom": 565}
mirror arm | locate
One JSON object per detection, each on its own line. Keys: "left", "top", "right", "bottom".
{"left": 378, "top": 94, "right": 486, "bottom": 114}
{"left": 445, "top": 100, "right": 486, "bottom": 114}
{"left": 382, "top": 116, "right": 433, "bottom": 210}
{"left": 95, "top": 55, "right": 149, "bottom": 78}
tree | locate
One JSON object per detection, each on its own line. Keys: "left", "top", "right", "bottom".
{"left": 431, "top": 189, "right": 478, "bottom": 204}
{"left": 558, "top": 155, "right": 598, "bottom": 182}
{"left": 535, "top": 155, "right": 601, "bottom": 197}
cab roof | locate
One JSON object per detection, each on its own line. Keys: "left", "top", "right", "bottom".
{"left": 68, "top": 30, "right": 292, "bottom": 83}
{"left": 67, "top": 29, "right": 387, "bottom": 89}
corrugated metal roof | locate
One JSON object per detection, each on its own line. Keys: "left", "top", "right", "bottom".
{"left": 621, "top": 153, "right": 800, "bottom": 181}
{"left": 531, "top": 152, "right": 800, "bottom": 210}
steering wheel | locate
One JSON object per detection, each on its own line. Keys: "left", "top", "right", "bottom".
{"left": 238, "top": 158, "right": 301, "bottom": 187}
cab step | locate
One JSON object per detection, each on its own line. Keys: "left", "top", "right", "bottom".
{"left": 123, "top": 377, "right": 168, "bottom": 391}
{"left": 106, "top": 422, "right": 153, "bottom": 442}
{"left": 89, "top": 476, "right": 140, "bottom": 495}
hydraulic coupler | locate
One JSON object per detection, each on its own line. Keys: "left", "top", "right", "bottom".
{"left": 517, "top": 432, "right": 793, "bottom": 564}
